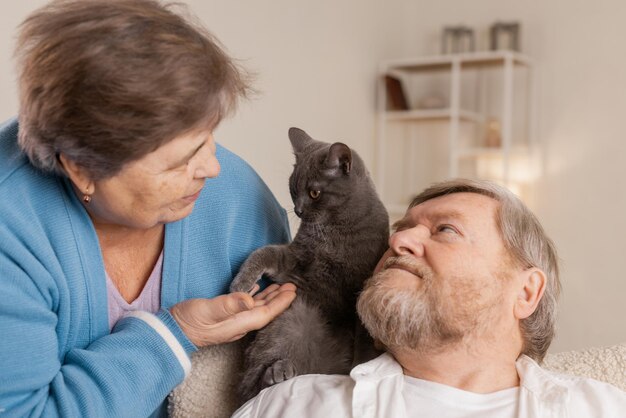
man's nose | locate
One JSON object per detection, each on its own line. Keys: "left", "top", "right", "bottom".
{"left": 388, "top": 225, "right": 427, "bottom": 257}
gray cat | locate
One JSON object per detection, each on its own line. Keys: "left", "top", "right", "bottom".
{"left": 229, "top": 127, "right": 389, "bottom": 402}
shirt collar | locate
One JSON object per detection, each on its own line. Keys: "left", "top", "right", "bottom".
{"left": 516, "top": 354, "right": 569, "bottom": 403}
{"left": 350, "top": 352, "right": 403, "bottom": 382}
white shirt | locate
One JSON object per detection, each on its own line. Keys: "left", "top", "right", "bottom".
{"left": 403, "top": 375, "right": 518, "bottom": 418}
{"left": 232, "top": 353, "right": 626, "bottom": 418}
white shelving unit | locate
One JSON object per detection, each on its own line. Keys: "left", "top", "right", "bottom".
{"left": 376, "top": 50, "right": 536, "bottom": 215}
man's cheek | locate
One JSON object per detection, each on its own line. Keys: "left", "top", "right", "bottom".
{"left": 373, "top": 249, "right": 392, "bottom": 274}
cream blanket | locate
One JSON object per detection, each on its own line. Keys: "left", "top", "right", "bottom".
{"left": 168, "top": 341, "right": 626, "bottom": 418}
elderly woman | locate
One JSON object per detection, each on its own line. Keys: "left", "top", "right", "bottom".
{"left": 0, "top": 1, "right": 296, "bottom": 417}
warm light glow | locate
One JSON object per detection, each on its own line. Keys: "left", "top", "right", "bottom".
{"left": 475, "top": 148, "right": 540, "bottom": 202}
{"left": 476, "top": 151, "right": 539, "bottom": 182}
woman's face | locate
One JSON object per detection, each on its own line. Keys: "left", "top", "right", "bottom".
{"left": 87, "top": 129, "right": 220, "bottom": 229}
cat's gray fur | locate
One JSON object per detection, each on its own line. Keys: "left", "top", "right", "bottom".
{"left": 229, "top": 128, "right": 389, "bottom": 402}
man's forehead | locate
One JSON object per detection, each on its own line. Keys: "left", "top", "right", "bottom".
{"left": 402, "top": 192, "right": 499, "bottom": 225}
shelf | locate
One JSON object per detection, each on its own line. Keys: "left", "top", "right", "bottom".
{"left": 384, "top": 108, "right": 484, "bottom": 123}
{"left": 380, "top": 50, "right": 532, "bottom": 73}
{"left": 376, "top": 50, "right": 535, "bottom": 207}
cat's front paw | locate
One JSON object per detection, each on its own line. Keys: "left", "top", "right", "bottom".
{"left": 262, "top": 359, "right": 297, "bottom": 386}
{"left": 229, "top": 273, "right": 259, "bottom": 293}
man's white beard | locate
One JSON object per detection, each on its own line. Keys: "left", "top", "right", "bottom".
{"left": 357, "top": 255, "right": 502, "bottom": 353}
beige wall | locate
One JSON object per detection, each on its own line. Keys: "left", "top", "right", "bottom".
{"left": 2, "top": 1, "right": 625, "bottom": 352}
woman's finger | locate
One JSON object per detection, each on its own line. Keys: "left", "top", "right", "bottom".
{"left": 213, "top": 288, "right": 297, "bottom": 337}
{"left": 253, "top": 283, "right": 297, "bottom": 305}
{"left": 199, "top": 292, "right": 254, "bottom": 323}
{"left": 260, "top": 285, "right": 289, "bottom": 304}
{"left": 173, "top": 284, "right": 296, "bottom": 346}
{"left": 247, "top": 284, "right": 260, "bottom": 296}
{"left": 252, "top": 283, "right": 280, "bottom": 300}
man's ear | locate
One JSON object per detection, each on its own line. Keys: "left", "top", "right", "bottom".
{"left": 514, "top": 268, "right": 547, "bottom": 320}
{"left": 58, "top": 153, "right": 95, "bottom": 195}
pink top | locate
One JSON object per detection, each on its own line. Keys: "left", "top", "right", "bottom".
{"left": 106, "top": 251, "right": 163, "bottom": 330}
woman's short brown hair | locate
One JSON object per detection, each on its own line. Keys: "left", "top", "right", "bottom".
{"left": 16, "top": 0, "right": 250, "bottom": 179}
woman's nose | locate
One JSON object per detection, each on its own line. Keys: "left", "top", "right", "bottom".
{"left": 388, "top": 225, "right": 427, "bottom": 257}
{"left": 193, "top": 142, "right": 220, "bottom": 179}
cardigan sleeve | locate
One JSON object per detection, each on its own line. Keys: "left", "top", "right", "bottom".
{"left": 0, "top": 235, "right": 197, "bottom": 418}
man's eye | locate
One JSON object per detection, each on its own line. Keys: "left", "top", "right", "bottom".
{"left": 437, "top": 224, "right": 457, "bottom": 234}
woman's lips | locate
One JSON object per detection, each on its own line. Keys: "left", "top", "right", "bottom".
{"left": 182, "top": 189, "right": 201, "bottom": 203}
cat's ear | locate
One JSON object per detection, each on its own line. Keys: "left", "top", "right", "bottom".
{"left": 288, "top": 127, "right": 313, "bottom": 154}
{"left": 326, "top": 142, "right": 352, "bottom": 175}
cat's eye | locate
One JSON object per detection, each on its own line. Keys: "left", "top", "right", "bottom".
{"left": 309, "top": 189, "right": 321, "bottom": 199}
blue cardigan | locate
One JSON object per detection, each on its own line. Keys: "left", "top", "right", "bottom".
{"left": 0, "top": 118, "right": 290, "bottom": 417}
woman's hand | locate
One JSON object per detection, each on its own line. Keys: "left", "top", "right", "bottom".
{"left": 170, "top": 283, "right": 296, "bottom": 347}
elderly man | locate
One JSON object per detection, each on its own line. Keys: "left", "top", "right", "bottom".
{"left": 232, "top": 179, "right": 626, "bottom": 418}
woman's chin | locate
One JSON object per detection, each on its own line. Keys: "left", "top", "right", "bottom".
{"left": 162, "top": 203, "right": 196, "bottom": 223}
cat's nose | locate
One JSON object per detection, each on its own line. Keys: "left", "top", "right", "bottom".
{"left": 294, "top": 207, "right": 303, "bottom": 217}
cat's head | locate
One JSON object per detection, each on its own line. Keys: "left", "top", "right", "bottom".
{"left": 288, "top": 127, "right": 368, "bottom": 222}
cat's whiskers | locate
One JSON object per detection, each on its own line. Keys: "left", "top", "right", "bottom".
{"left": 285, "top": 208, "right": 299, "bottom": 222}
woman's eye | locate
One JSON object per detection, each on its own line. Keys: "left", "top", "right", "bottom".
{"left": 184, "top": 142, "right": 208, "bottom": 167}
{"left": 309, "top": 190, "right": 321, "bottom": 199}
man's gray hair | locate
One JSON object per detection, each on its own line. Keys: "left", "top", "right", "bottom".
{"left": 409, "top": 178, "right": 560, "bottom": 362}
